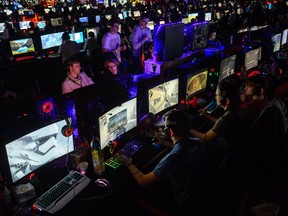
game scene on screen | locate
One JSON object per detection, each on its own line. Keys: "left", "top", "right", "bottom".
{"left": 186, "top": 70, "right": 208, "bottom": 99}
{"left": 5, "top": 119, "right": 74, "bottom": 183}
{"left": 10, "top": 38, "right": 35, "bottom": 55}
{"left": 219, "top": 55, "right": 236, "bottom": 82}
{"left": 99, "top": 97, "right": 137, "bottom": 150}
{"left": 148, "top": 78, "right": 179, "bottom": 115}
{"left": 41, "top": 32, "right": 63, "bottom": 50}
{"left": 245, "top": 48, "right": 260, "bottom": 71}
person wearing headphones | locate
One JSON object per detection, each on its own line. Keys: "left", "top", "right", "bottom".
{"left": 116, "top": 109, "right": 211, "bottom": 215}
{"left": 240, "top": 72, "right": 269, "bottom": 122}
{"left": 62, "top": 56, "right": 94, "bottom": 94}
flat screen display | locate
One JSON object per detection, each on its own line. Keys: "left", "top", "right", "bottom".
{"left": 5, "top": 118, "right": 75, "bottom": 183}
{"left": 188, "top": 13, "right": 198, "bottom": 23}
{"left": 69, "top": 31, "right": 84, "bottom": 43}
{"left": 10, "top": 38, "right": 35, "bottom": 56}
{"left": 147, "top": 21, "right": 154, "bottom": 31}
{"left": 98, "top": 97, "right": 137, "bottom": 150}
{"left": 191, "top": 22, "right": 209, "bottom": 50}
{"left": 245, "top": 48, "right": 261, "bottom": 71}
{"left": 205, "top": 12, "right": 212, "bottom": 21}
{"left": 272, "top": 33, "right": 282, "bottom": 53}
{"left": 19, "top": 21, "right": 30, "bottom": 30}
{"left": 36, "top": 21, "right": 46, "bottom": 29}
{"left": 79, "top": 16, "right": 88, "bottom": 23}
{"left": 133, "top": 10, "right": 141, "bottom": 18}
{"left": 182, "top": 18, "right": 189, "bottom": 24}
{"left": 0, "top": 22, "right": 5, "bottom": 33}
{"left": 105, "top": 14, "right": 112, "bottom": 20}
{"left": 50, "top": 18, "right": 62, "bottom": 27}
{"left": 281, "top": 29, "right": 288, "bottom": 46}
{"left": 86, "top": 27, "right": 98, "bottom": 38}
{"left": 123, "top": 10, "right": 132, "bottom": 19}
{"left": 95, "top": 15, "right": 101, "bottom": 23}
{"left": 118, "top": 13, "right": 123, "bottom": 20}
{"left": 219, "top": 54, "right": 236, "bottom": 82}
{"left": 148, "top": 78, "right": 179, "bottom": 115}
{"left": 40, "top": 32, "right": 64, "bottom": 50}
{"left": 186, "top": 69, "right": 208, "bottom": 99}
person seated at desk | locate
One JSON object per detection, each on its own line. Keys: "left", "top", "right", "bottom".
{"left": 62, "top": 56, "right": 94, "bottom": 94}
{"left": 240, "top": 72, "right": 269, "bottom": 122}
{"left": 207, "top": 30, "right": 220, "bottom": 48}
{"left": 116, "top": 109, "right": 211, "bottom": 215}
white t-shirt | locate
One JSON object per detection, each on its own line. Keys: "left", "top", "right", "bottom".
{"left": 102, "top": 32, "right": 121, "bottom": 62}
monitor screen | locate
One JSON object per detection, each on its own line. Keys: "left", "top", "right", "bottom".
{"left": 182, "top": 18, "right": 189, "bottom": 24}
{"left": 186, "top": 69, "right": 208, "bottom": 100}
{"left": 123, "top": 10, "right": 132, "bottom": 19}
{"left": 105, "top": 14, "right": 112, "bottom": 20}
{"left": 245, "top": 48, "right": 261, "bottom": 71}
{"left": 40, "top": 31, "right": 64, "bottom": 50}
{"left": 19, "top": 21, "right": 30, "bottom": 30}
{"left": 69, "top": 31, "right": 84, "bottom": 43}
{"left": 10, "top": 38, "right": 35, "bottom": 56}
{"left": 50, "top": 18, "right": 62, "bottom": 27}
{"left": 148, "top": 78, "right": 179, "bottom": 115}
{"left": 118, "top": 13, "right": 123, "bottom": 20}
{"left": 272, "top": 33, "right": 282, "bottom": 52}
{"left": 79, "top": 16, "right": 89, "bottom": 23}
{"left": 0, "top": 22, "right": 5, "bottom": 33}
{"left": 281, "top": 29, "right": 288, "bottom": 46}
{"left": 133, "top": 10, "right": 141, "bottom": 18}
{"left": 36, "top": 21, "right": 46, "bottom": 29}
{"left": 219, "top": 54, "right": 236, "bottom": 82}
{"left": 147, "top": 21, "right": 154, "bottom": 31}
{"left": 191, "top": 22, "right": 209, "bottom": 50}
{"left": 4, "top": 118, "right": 75, "bottom": 183}
{"left": 86, "top": 27, "right": 98, "bottom": 38}
{"left": 188, "top": 13, "right": 198, "bottom": 23}
{"left": 95, "top": 15, "right": 101, "bottom": 23}
{"left": 44, "top": 8, "right": 50, "bottom": 14}
{"left": 98, "top": 97, "right": 137, "bottom": 150}
{"left": 205, "top": 12, "right": 212, "bottom": 21}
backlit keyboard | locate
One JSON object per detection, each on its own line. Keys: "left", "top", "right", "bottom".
{"left": 33, "top": 170, "right": 90, "bottom": 214}
{"left": 204, "top": 101, "right": 218, "bottom": 113}
{"left": 105, "top": 140, "right": 143, "bottom": 169}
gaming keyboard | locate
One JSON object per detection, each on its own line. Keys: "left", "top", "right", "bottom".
{"left": 105, "top": 140, "right": 143, "bottom": 169}
{"left": 33, "top": 170, "right": 90, "bottom": 214}
{"left": 204, "top": 101, "right": 218, "bottom": 113}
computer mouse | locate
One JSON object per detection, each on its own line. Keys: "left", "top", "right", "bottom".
{"left": 95, "top": 178, "right": 110, "bottom": 188}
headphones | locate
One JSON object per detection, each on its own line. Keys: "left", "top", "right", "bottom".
{"left": 61, "top": 117, "right": 74, "bottom": 137}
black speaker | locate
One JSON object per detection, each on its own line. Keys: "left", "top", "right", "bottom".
{"left": 61, "top": 117, "right": 73, "bottom": 137}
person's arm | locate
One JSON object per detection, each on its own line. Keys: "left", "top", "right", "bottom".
{"left": 116, "top": 154, "right": 160, "bottom": 187}
{"left": 189, "top": 128, "right": 218, "bottom": 142}
{"left": 131, "top": 26, "right": 148, "bottom": 50}
{"left": 198, "top": 109, "right": 218, "bottom": 123}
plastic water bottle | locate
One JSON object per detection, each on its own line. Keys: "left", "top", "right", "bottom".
{"left": 90, "top": 136, "right": 105, "bottom": 176}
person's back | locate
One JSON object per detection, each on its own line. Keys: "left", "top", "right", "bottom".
{"left": 58, "top": 32, "right": 80, "bottom": 64}
{"left": 84, "top": 31, "right": 98, "bottom": 59}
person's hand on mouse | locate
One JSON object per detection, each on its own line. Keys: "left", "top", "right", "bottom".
{"left": 198, "top": 108, "right": 208, "bottom": 116}
{"left": 115, "top": 154, "right": 132, "bottom": 167}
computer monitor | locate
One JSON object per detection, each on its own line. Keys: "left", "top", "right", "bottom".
{"left": 182, "top": 18, "right": 189, "bottom": 24}
{"left": 133, "top": 10, "right": 141, "bottom": 18}
{"left": 105, "top": 14, "right": 112, "bottom": 20}
{"left": 98, "top": 97, "right": 137, "bottom": 150}
{"left": 205, "top": 12, "right": 212, "bottom": 21}
{"left": 186, "top": 68, "right": 208, "bottom": 100}
{"left": 123, "top": 10, "right": 132, "bottom": 19}
{"left": 85, "top": 27, "right": 98, "bottom": 38}
{"left": 36, "top": 21, "right": 46, "bottom": 29}
{"left": 69, "top": 31, "right": 84, "bottom": 43}
{"left": 194, "top": 22, "right": 209, "bottom": 50}
{"left": 44, "top": 8, "right": 50, "bottom": 14}
{"left": 148, "top": 77, "right": 179, "bottom": 115}
{"left": 10, "top": 38, "right": 35, "bottom": 56}
{"left": 50, "top": 18, "right": 62, "bottom": 27}
{"left": 188, "top": 13, "right": 198, "bottom": 23}
{"left": 272, "top": 33, "right": 282, "bottom": 53}
{"left": 281, "top": 29, "right": 288, "bottom": 46}
{"left": 219, "top": 54, "right": 236, "bottom": 82}
{"left": 79, "top": 16, "right": 89, "bottom": 24}
{"left": 40, "top": 31, "right": 64, "bottom": 50}
{"left": 19, "top": 21, "right": 30, "bottom": 30}
{"left": 147, "top": 21, "right": 154, "bottom": 31}
{"left": 0, "top": 22, "right": 5, "bottom": 33}
{"left": 3, "top": 118, "right": 75, "bottom": 184}
{"left": 245, "top": 48, "right": 261, "bottom": 71}
{"left": 95, "top": 15, "right": 101, "bottom": 23}
{"left": 159, "top": 20, "right": 165, "bottom": 25}
{"left": 154, "top": 23, "right": 185, "bottom": 61}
